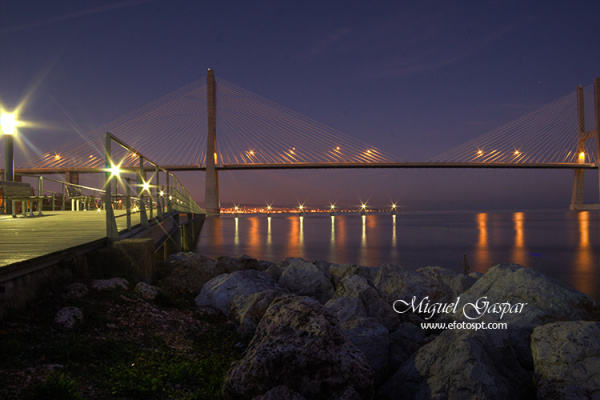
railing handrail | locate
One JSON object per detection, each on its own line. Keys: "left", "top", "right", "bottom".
{"left": 104, "top": 132, "right": 205, "bottom": 241}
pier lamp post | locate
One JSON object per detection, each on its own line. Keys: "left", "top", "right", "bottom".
{"left": 1, "top": 111, "right": 17, "bottom": 215}
{"left": 330, "top": 204, "right": 335, "bottom": 216}
{"left": 391, "top": 203, "right": 397, "bottom": 215}
{"left": 298, "top": 204, "right": 305, "bottom": 217}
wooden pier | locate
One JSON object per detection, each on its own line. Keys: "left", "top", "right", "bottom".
{"left": 0, "top": 210, "right": 142, "bottom": 268}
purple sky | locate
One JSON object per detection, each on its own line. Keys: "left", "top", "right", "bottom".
{"left": 1, "top": 0, "right": 600, "bottom": 210}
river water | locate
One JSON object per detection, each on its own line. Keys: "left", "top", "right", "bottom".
{"left": 194, "top": 210, "right": 600, "bottom": 301}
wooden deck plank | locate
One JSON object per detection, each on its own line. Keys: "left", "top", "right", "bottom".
{"left": 0, "top": 210, "right": 143, "bottom": 267}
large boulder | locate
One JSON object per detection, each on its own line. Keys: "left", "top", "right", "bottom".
{"left": 374, "top": 265, "right": 453, "bottom": 306}
{"left": 451, "top": 263, "right": 600, "bottom": 367}
{"left": 325, "top": 274, "right": 399, "bottom": 331}
{"left": 379, "top": 328, "right": 535, "bottom": 400}
{"left": 159, "top": 254, "right": 221, "bottom": 292}
{"left": 341, "top": 318, "right": 389, "bottom": 384}
{"left": 223, "top": 295, "right": 374, "bottom": 400}
{"left": 417, "top": 266, "right": 477, "bottom": 299}
{"left": 216, "top": 255, "right": 264, "bottom": 273}
{"left": 388, "top": 322, "right": 428, "bottom": 372}
{"left": 531, "top": 321, "right": 600, "bottom": 399}
{"left": 230, "top": 289, "right": 288, "bottom": 338}
{"left": 279, "top": 258, "right": 335, "bottom": 304}
{"left": 195, "top": 270, "right": 283, "bottom": 316}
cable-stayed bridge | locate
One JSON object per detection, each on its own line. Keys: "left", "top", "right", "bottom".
{"left": 16, "top": 70, "right": 600, "bottom": 213}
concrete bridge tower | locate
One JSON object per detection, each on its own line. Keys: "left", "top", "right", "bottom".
{"left": 204, "top": 69, "right": 220, "bottom": 215}
{"left": 570, "top": 77, "right": 600, "bottom": 211}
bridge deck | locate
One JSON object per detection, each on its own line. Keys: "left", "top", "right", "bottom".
{"left": 0, "top": 210, "right": 141, "bottom": 269}
{"left": 15, "top": 162, "right": 598, "bottom": 175}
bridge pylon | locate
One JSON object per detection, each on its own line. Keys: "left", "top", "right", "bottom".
{"left": 570, "top": 78, "right": 600, "bottom": 211}
{"left": 204, "top": 68, "right": 221, "bottom": 216}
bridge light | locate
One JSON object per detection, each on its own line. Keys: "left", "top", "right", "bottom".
{"left": 160, "top": 190, "right": 164, "bottom": 197}
{"left": 142, "top": 181, "right": 150, "bottom": 192}
{"left": 54, "top": 154, "right": 61, "bottom": 160}
{"left": 336, "top": 146, "right": 340, "bottom": 151}
{"left": 330, "top": 204, "right": 335, "bottom": 210}
{"left": 579, "top": 152, "right": 585, "bottom": 162}
{"left": 514, "top": 150, "right": 521, "bottom": 156}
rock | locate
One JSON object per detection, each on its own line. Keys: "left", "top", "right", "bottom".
{"left": 195, "top": 270, "right": 282, "bottom": 316}
{"left": 469, "top": 271, "right": 484, "bottom": 280}
{"left": 230, "top": 289, "right": 288, "bottom": 338}
{"left": 388, "top": 322, "right": 428, "bottom": 372}
{"left": 531, "top": 321, "right": 600, "bottom": 399}
{"left": 379, "top": 329, "right": 535, "bottom": 400}
{"left": 55, "top": 307, "right": 83, "bottom": 329}
{"left": 329, "top": 264, "right": 378, "bottom": 289}
{"left": 134, "top": 282, "right": 160, "bottom": 301}
{"left": 252, "top": 385, "right": 307, "bottom": 400}
{"left": 279, "top": 258, "right": 335, "bottom": 304}
{"left": 62, "top": 282, "right": 89, "bottom": 300}
{"left": 325, "top": 274, "right": 399, "bottom": 331}
{"left": 313, "top": 259, "right": 332, "bottom": 278}
{"left": 328, "top": 386, "right": 363, "bottom": 400}
{"left": 452, "top": 263, "right": 600, "bottom": 367}
{"left": 417, "top": 266, "right": 477, "bottom": 298}
{"left": 374, "top": 264, "right": 453, "bottom": 306}
{"left": 217, "top": 255, "right": 264, "bottom": 273}
{"left": 264, "top": 264, "right": 283, "bottom": 282}
{"left": 165, "top": 251, "right": 196, "bottom": 262}
{"left": 160, "top": 254, "right": 221, "bottom": 292}
{"left": 329, "top": 264, "right": 360, "bottom": 288}
{"left": 223, "top": 295, "right": 374, "bottom": 400}
{"left": 91, "top": 278, "right": 128, "bottom": 291}
{"left": 342, "top": 318, "right": 389, "bottom": 384}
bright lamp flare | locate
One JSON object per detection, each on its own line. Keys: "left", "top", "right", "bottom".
{"left": 1, "top": 111, "right": 17, "bottom": 135}
{"left": 109, "top": 163, "right": 122, "bottom": 178}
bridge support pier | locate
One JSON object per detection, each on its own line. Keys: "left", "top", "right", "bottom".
{"left": 204, "top": 69, "right": 220, "bottom": 216}
{"left": 569, "top": 78, "right": 600, "bottom": 211}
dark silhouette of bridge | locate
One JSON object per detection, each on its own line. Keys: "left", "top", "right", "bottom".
{"left": 11, "top": 71, "right": 600, "bottom": 213}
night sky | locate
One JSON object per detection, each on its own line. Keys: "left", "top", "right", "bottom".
{"left": 2, "top": 0, "right": 600, "bottom": 210}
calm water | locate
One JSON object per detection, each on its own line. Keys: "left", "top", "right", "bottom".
{"left": 194, "top": 210, "right": 600, "bottom": 301}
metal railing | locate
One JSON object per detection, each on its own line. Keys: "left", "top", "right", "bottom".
{"left": 104, "top": 132, "right": 205, "bottom": 241}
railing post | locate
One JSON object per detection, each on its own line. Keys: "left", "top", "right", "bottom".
{"left": 105, "top": 132, "right": 119, "bottom": 241}
{"left": 167, "top": 173, "right": 173, "bottom": 213}
{"left": 61, "top": 183, "right": 65, "bottom": 211}
{"left": 139, "top": 156, "right": 149, "bottom": 229}
{"left": 37, "top": 176, "right": 44, "bottom": 216}
{"left": 126, "top": 177, "right": 131, "bottom": 230}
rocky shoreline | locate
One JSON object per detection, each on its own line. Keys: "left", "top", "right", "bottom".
{"left": 163, "top": 254, "right": 600, "bottom": 400}
{"left": 1, "top": 253, "right": 599, "bottom": 399}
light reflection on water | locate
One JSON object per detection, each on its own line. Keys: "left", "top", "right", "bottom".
{"left": 195, "top": 210, "right": 599, "bottom": 300}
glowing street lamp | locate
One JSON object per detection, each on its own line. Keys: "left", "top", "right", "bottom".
{"left": 391, "top": 202, "right": 397, "bottom": 215}
{"left": 298, "top": 203, "right": 305, "bottom": 216}
{"left": 360, "top": 202, "right": 367, "bottom": 216}
{"left": 330, "top": 203, "right": 335, "bottom": 216}
{"left": 1, "top": 110, "right": 17, "bottom": 183}
{"left": 578, "top": 151, "right": 586, "bottom": 163}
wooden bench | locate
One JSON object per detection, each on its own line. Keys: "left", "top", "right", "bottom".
{"left": 66, "top": 185, "right": 95, "bottom": 211}
{"left": 0, "top": 181, "right": 49, "bottom": 217}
